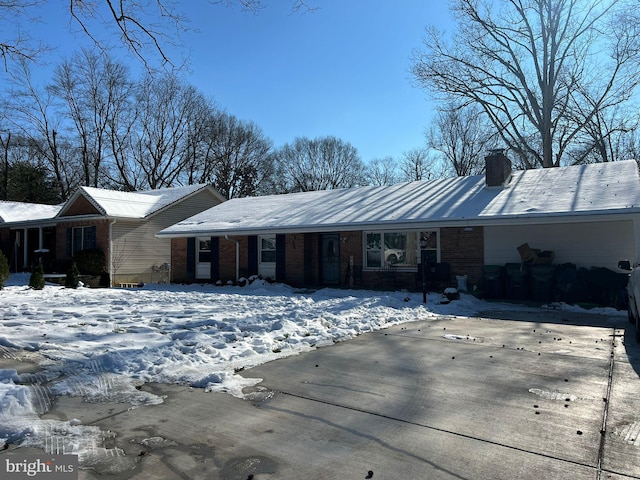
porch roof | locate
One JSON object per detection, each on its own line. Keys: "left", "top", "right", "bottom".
{"left": 0, "top": 201, "right": 62, "bottom": 224}
{"left": 157, "top": 160, "right": 640, "bottom": 238}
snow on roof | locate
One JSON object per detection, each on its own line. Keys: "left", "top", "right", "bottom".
{"left": 158, "top": 160, "right": 640, "bottom": 237}
{"left": 60, "top": 184, "right": 212, "bottom": 219}
{"left": 0, "top": 201, "right": 62, "bottom": 223}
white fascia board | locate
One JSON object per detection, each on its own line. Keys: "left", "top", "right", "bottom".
{"left": 156, "top": 210, "right": 640, "bottom": 238}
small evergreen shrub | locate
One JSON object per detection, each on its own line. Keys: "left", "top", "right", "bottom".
{"left": 65, "top": 262, "right": 80, "bottom": 289}
{"left": 0, "top": 250, "right": 9, "bottom": 289}
{"left": 99, "top": 271, "right": 111, "bottom": 288}
{"left": 29, "top": 264, "right": 45, "bottom": 290}
{"left": 74, "top": 249, "right": 106, "bottom": 276}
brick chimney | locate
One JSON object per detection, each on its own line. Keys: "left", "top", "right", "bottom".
{"left": 485, "top": 149, "right": 512, "bottom": 187}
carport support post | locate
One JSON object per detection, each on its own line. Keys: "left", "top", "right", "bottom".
{"left": 421, "top": 250, "right": 428, "bottom": 304}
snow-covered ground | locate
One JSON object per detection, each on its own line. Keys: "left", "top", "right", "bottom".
{"left": 0, "top": 274, "right": 624, "bottom": 467}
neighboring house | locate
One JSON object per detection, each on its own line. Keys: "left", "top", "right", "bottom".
{"left": 0, "top": 201, "right": 63, "bottom": 273}
{"left": 0, "top": 184, "right": 225, "bottom": 285}
{"left": 157, "top": 152, "right": 640, "bottom": 296}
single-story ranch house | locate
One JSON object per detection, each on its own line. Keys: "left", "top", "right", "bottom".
{"left": 0, "top": 184, "right": 225, "bottom": 286}
{"left": 157, "top": 152, "right": 640, "bottom": 302}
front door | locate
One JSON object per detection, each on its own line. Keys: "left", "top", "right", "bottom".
{"left": 195, "top": 237, "right": 211, "bottom": 279}
{"left": 320, "top": 233, "right": 340, "bottom": 285}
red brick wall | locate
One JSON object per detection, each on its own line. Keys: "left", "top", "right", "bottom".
{"left": 440, "top": 226, "right": 484, "bottom": 287}
{"left": 285, "top": 234, "right": 305, "bottom": 286}
{"left": 171, "top": 238, "right": 188, "bottom": 282}
{"left": 219, "top": 236, "right": 249, "bottom": 281}
{"left": 55, "top": 219, "right": 111, "bottom": 271}
{"left": 170, "top": 227, "right": 485, "bottom": 291}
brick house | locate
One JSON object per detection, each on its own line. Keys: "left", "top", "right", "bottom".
{"left": 158, "top": 153, "right": 640, "bottom": 293}
{"left": 0, "top": 184, "right": 225, "bottom": 285}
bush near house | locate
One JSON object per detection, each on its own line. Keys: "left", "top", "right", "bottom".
{"left": 29, "top": 264, "right": 45, "bottom": 290}
{"left": 65, "top": 262, "right": 80, "bottom": 289}
{"left": 0, "top": 251, "right": 9, "bottom": 289}
{"left": 74, "top": 249, "right": 106, "bottom": 276}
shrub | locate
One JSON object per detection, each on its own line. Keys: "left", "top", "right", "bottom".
{"left": 29, "top": 264, "right": 45, "bottom": 290}
{"left": 99, "top": 271, "right": 110, "bottom": 288}
{"left": 74, "top": 249, "right": 106, "bottom": 276}
{"left": 0, "top": 250, "right": 9, "bottom": 289}
{"left": 65, "top": 262, "right": 80, "bottom": 289}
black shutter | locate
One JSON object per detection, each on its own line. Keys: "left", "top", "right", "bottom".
{"left": 275, "top": 234, "right": 285, "bottom": 282}
{"left": 186, "top": 237, "right": 195, "bottom": 280}
{"left": 85, "top": 226, "right": 97, "bottom": 250}
{"left": 248, "top": 236, "right": 258, "bottom": 276}
{"left": 210, "top": 237, "right": 219, "bottom": 281}
{"left": 66, "top": 228, "right": 72, "bottom": 257}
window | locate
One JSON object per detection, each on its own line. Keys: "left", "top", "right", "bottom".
{"left": 198, "top": 238, "right": 211, "bottom": 263}
{"left": 259, "top": 235, "right": 276, "bottom": 263}
{"left": 364, "top": 230, "right": 439, "bottom": 269}
{"left": 71, "top": 226, "right": 96, "bottom": 256}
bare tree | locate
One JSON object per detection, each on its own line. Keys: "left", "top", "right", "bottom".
{"left": 398, "top": 147, "right": 446, "bottom": 181}
{"left": 2, "top": 60, "right": 79, "bottom": 200}
{"left": 50, "top": 49, "right": 135, "bottom": 188}
{"left": 427, "top": 103, "right": 498, "bottom": 176}
{"left": 412, "top": 0, "right": 640, "bottom": 168}
{"left": 186, "top": 111, "right": 273, "bottom": 198}
{"left": 272, "top": 136, "right": 365, "bottom": 192}
{"left": 130, "top": 73, "right": 204, "bottom": 189}
{"left": 1, "top": 1, "right": 317, "bottom": 72}
{"left": 365, "top": 156, "right": 400, "bottom": 186}
{"left": 0, "top": 1, "right": 48, "bottom": 70}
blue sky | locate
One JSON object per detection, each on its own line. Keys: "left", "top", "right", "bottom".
{"left": 19, "top": 1, "right": 452, "bottom": 164}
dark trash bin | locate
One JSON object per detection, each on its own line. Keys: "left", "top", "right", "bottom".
{"left": 530, "top": 264, "right": 556, "bottom": 302}
{"left": 481, "top": 265, "right": 505, "bottom": 299}
{"left": 505, "top": 263, "right": 529, "bottom": 300}
{"left": 585, "top": 267, "right": 629, "bottom": 307}
{"left": 553, "top": 263, "right": 577, "bottom": 303}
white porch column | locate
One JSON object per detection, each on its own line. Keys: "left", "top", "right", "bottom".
{"left": 22, "top": 227, "right": 28, "bottom": 270}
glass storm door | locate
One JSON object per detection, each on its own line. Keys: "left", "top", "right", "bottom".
{"left": 321, "top": 233, "right": 340, "bottom": 285}
{"left": 195, "top": 237, "right": 211, "bottom": 279}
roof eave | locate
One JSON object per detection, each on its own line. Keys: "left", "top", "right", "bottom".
{"left": 156, "top": 209, "right": 640, "bottom": 238}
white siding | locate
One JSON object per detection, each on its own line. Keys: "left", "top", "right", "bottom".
{"left": 484, "top": 220, "right": 634, "bottom": 270}
{"left": 110, "top": 190, "right": 222, "bottom": 283}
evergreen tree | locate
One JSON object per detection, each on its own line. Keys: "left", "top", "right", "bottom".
{"left": 65, "top": 262, "right": 80, "bottom": 289}
{"left": 29, "top": 264, "right": 45, "bottom": 290}
{"left": 0, "top": 250, "right": 9, "bottom": 289}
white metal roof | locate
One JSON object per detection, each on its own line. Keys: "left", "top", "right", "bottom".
{"left": 0, "top": 201, "right": 62, "bottom": 223}
{"left": 157, "top": 160, "right": 640, "bottom": 237}
{"left": 57, "top": 184, "right": 220, "bottom": 219}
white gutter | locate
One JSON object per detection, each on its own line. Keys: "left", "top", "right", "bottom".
{"left": 156, "top": 211, "right": 640, "bottom": 239}
{"left": 224, "top": 235, "right": 240, "bottom": 282}
{"left": 109, "top": 219, "right": 116, "bottom": 287}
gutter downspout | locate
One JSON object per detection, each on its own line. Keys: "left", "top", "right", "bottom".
{"left": 225, "top": 235, "right": 239, "bottom": 282}
{"left": 109, "top": 219, "right": 116, "bottom": 287}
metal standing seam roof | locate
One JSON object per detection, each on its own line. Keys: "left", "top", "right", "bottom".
{"left": 0, "top": 201, "right": 63, "bottom": 223}
{"left": 56, "top": 184, "right": 217, "bottom": 219}
{"left": 0, "top": 184, "right": 222, "bottom": 225}
{"left": 156, "top": 160, "right": 640, "bottom": 238}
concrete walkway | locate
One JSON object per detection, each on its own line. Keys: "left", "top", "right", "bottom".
{"left": 4, "top": 308, "right": 640, "bottom": 480}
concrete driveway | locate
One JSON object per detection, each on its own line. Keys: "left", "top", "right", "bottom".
{"left": 5, "top": 308, "right": 640, "bottom": 480}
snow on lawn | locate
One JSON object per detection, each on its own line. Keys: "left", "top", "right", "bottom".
{"left": 0, "top": 274, "right": 625, "bottom": 466}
